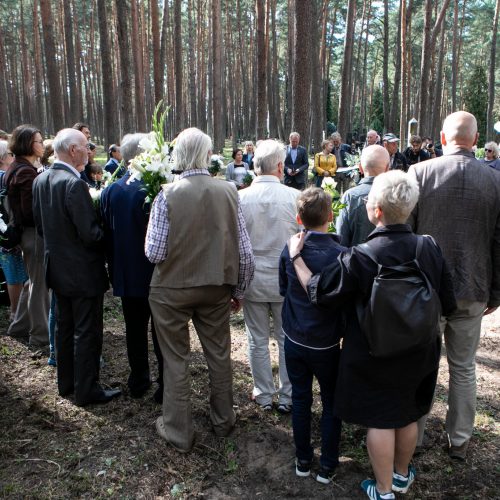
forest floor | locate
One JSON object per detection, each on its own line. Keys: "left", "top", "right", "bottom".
{"left": 0, "top": 294, "right": 498, "bottom": 499}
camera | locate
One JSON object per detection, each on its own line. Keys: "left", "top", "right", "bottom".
{"left": 427, "top": 143, "right": 433, "bottom": 149}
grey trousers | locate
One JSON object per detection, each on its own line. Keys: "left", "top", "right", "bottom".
{"left": 243, "top": 300, "right": 292, "bottom": 406}
{"left": 149, "top": 285, "right": 235, "bottom": 451}
{"left": 418, "top": 300, "right": 486, "bottom": 447}
{"left": 7, "top": 228, "right": 49, "bottom": 346}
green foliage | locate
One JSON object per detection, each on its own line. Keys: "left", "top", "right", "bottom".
{"left": 464, "top": 65, "right": 488, "bottom": 147}
{"left": 368, "top": 88, "right": 384, "bottom": 133}
{"left": 322, "top": 180, "right": 345, "bottom": 233}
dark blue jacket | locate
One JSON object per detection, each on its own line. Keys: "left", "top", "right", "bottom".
{"left": 105, "top": 158, "right": 126, "bottom": 178}
{"left": 279, "top": 231, "right": 345, "bottom": 349}
{"left": 284, "top": 145, "right": 309, "bottom": 186}
{"left": 100, "top": 173, "right": 154, "bottom": 297}
{"left": 332, "top": 143, "right": 352, "bottom": 167}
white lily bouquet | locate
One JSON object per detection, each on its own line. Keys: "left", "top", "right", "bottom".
{"left": 128, "top": 101, "right": 173, "bottom": 203}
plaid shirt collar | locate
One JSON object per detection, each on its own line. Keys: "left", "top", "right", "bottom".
{"left": 179, "top": 168, "right": 210, "bottom": 179}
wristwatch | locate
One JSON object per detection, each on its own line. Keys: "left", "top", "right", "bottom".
{"left": 290, "top": 253, "right": 302, "bottom": 263}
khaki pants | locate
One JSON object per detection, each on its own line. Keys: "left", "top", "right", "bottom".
{"left": 418, "top": 300, "right": 486, "bottom": 447}
{"left": 7, "top": 227, "right": 49, "bottom": 346}
{"left": 149, "top": 285, "right": 235, "bottom": 450}
{"left": 243, "top": 300, "right": 292, "bottom": 406}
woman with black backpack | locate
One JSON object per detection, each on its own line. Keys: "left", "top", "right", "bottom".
{"left": 288, "top": 169, "right": 456, "bottom": 500}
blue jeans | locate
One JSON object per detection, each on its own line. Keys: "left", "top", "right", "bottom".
{"left": 49, "top": 292, "right": 57, "bottom": 354}
{"left": 284, "top": 336, "right": 342, "bottom": 469}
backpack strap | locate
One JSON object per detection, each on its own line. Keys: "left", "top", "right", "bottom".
{"left": 415, "top": 235, "right": 423, "bottom": 259}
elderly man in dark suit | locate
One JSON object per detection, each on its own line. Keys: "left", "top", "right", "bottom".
{"left": 408, "top": 111, "right": 500, "bottom": 460}
{"left": 33, "top": 128, "right": 120, "bottom": 407}
{"left": 284, "top": 132, "right": 309, "bottom": 190}
{"left": 101, "top": 133, "right": 163, "bottom": 402}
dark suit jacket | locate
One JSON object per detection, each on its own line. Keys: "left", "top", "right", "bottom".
{"left": 332, "top": 143, "right": 352, "bottom": 167}
{"left": 100, "top": 173, "right": 154, "bottom": 297}
{"left": 284, "top": 145, "right": 309, "bottom": 185}
{"left": 32, "top": 163, "right": 108, "bottom": 297}
{"left": 408, "top": 149, "right": 500, "bottom": 307}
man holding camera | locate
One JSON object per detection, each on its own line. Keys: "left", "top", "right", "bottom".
{"left": 403, "top": 135, "right": 436, "bottom": 167}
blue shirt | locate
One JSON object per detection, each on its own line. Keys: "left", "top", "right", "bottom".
{"left": 279, "top": 231, "right": 345, "bottom": 349}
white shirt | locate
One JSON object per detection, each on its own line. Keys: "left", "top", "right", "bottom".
{"left": 238, "top": 175, "right": 301, "bottom": 302}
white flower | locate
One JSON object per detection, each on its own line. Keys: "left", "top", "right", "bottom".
{"left": 161, "top": 143, "right": 171, "bottom": 156}
{"left": 127, "top": 171, "right": 143, "bottom": 183}
{"left": 0, "top": 213, "right": 7, "bottom": 233}
{"left": 139, "top": 133, "right": 156, "bottom": 152}
{"left": 88, "top": 187, "right": 101, "bottom": 201}
{"left": 322, "top": 177, "right": 337, "bottom": 189}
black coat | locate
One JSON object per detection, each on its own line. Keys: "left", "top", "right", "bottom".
{"left": 284, "top": 145, "right": 309, "bottom": 186}
{"left": 308, "top": 224, "right": 456, "bottom": 428}
{"left": 32, "top": 163, "right": 109, "bottom": 297}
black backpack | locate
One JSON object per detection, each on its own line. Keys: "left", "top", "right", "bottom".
{"left": 0, "top": 168, "right": 24, "bottom": 250}
{"left": 356, "top": 236, "right": 441, "bottom": 358}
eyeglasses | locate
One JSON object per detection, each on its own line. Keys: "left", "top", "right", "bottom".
{"left": 485, "top": 149, "right": 493, "bottom": 153}
{"left": 7, "top": 152, "right": 14, "bottom": 157}
{"left": 362, "top": 196, "right": 369, "bottom": 205}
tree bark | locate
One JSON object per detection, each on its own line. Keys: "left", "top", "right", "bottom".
{"left": 382, "top": 0, "right": 390, "bottom": 131}
{"left": 338, "top": 0, "right": 356, "bottom": 138}
{"left": 39, "top": 0, "right": 65, "bottom": 132}
{"left": 212, "top": 0, "right": 224, "bottom": 151}
{"left": 256, "top": 0, "right": 267, "bottom": 139}
{"left": 63, "top": 0, "right": 80, "bottom": 123}
{"left": 97, "top": 0, "right": 118, "bottom": 145}
{"left": 291, "top": 0, "right": 312, "bottom": 148}
{"left": 173, "top": 0, "right": 184, "bottom": 133}
{"left": 487, "top": 0, "right": 500, "bottom": 141}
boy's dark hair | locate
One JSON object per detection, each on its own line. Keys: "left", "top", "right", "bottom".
{"left": 296, "top": 187, "right": 332, "bottom": 229}
{"left": 72, "top": 122, "right": 89, "bottom": 132}
{"left": 9, "top": 124, "right": 42, "bottom": 157}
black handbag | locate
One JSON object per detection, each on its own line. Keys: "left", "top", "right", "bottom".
{"left": 356, "top": 236, "right": 441, "bottom": 358}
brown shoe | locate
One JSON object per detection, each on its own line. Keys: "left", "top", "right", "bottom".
{"left": 155, "top": 416, "right": 193, "bottom": 453}
{"left": 449, "top": 440, "right": 469, "bottom": 460}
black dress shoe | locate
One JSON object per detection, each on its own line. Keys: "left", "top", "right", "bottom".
{"left": 76, "top": 388, "right": 122, "bottom": 407}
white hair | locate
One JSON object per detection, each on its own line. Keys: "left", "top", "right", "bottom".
{"left": 289, "top": 132, "right": 300, "bottom": 140}
{"left": 485, "top": 141, "right": 499, "bottom": 158}
{"left": 253, "top": 139, "right": 286, "bottom": 175}
{"left": 173, "top": 128, "right": 212, "bottom": 171}
{"left": 53, "top": 128, "right": 86, "bottom": 155}
{"left": 0, "top": 140, "right": 8, "bottom": 160}
{"left": 368, "top": 170, "right": 419, "bottom": 224}
{"left": 121, "top": 133, "right": 148, "bottom": 164}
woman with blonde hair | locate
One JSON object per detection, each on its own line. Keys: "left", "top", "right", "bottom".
{"left": 313, "top": 139, "right": 337, "bottom": 188}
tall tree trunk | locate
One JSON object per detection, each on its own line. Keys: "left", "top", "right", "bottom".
{"left": 150, "top": 0, "right": 162, "bottom": 105}
{"left": 451, "top": 0, "right": 459, "bottom": 111}
{"left": 0, "top": 24, "right": 8, "bottom": 128}
{"left": 487, "top": 0, "right": 500, "bottom": 141}
{"left": 188, "top": 0, "right": 197, "bottom": 127}
{"left": 359, "top": 0, "right": 372, "bottom": 133}
{"left": 131, "top": 0, "right": 146, "bottom": 131}
{"left": 63, "top": 0, "right": 79, "bottom": 123}
{"left": 115, "top": 0, "right": 134, "bottom": 136}
{"left": 256, "top": 0, "right": 267, "bottom": 139}
{"left": 417, "top": 0, "right": 451, "bottom": 135}
{"left": 20, "top": 1, "right": 33, "bottom": 124}
{"left": 97, "top": 0, "right": 118, "bottom": 145}
{"left": 292, "top": 0, "right": 312, "bottom": 148}
{"left": 310, "top": 0, "right": 323, "bottom": 153}
{"left": 285, "top": 0, "right": 295, "bottom": 135}
{"left": 430, "top": 18, "right": 446, "bottom": 140}
{"left": 40, "top": 0, "right": 64, "bottom": 132}
{"left": 389, "top": 1, "right": 402, "bottom": 131}
{"left": 173, "top": 0, "right": 184, "bottom": 133}
{"left": 338, "top": 0, "right": 356, "bottom": 138}
{"left": 212, "top": 0, "right": 224, "bottom": 151}
{"left": 382, "top": 0, "right": 390, "bottom": 131}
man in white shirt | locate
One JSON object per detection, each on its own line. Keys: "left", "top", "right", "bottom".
{"left": 239, "top": 140, "right": 301, "bottom": 413}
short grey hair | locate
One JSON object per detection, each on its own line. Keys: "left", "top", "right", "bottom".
{"left": 121, "top": 133, "right": 148, "bottom": 164}
{"left": 289, "top": 132, "right": 300, "bottom": 141}
{"left": 253, "top": 139, "right": 286, "bottom": 175}
{"left": 485, "top": 141, "right": 499, "bottom": 158}
{"left": 53, "top": 128, "right": 86, "bottom": 155}
{"left": 368, "top": 170, "right": 419, "bottom": 225}
{"left": 173, "top": 127, "right": 212, "bottom": 171}
{"left": 0, "top": 140, "right": 8, "bottom": 160}
{"left": 330, "top": 132, "right": 342, "bottom": 142}
{"left": 360, "top": 145, "right": 390, "bottom": 175}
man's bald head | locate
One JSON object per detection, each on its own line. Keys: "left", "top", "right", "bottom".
{"left": 360, "top": 145, "right": 390, "bottom": 176}
{"left": 441, "top": 111, "right": 478, "bottom": 150}
{"left": 53, "top": 128, "right": 89, "bottom": 171}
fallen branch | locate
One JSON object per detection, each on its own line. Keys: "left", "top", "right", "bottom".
{"left": 15, "top": 458, "right": 62, "bottom": 476}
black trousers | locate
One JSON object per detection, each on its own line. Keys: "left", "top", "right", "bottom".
{"left": 121, "top": 296, "right": 163, "bottom": 393}
{"left": 285, "top": 177, "right": 306, "bottom": 190}
{"left": 55, "top": 293, "right": 104, "bottom": 405}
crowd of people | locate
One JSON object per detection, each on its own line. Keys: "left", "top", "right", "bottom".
{"left": 0, "top": 110, "right": 499, "bottom": 499}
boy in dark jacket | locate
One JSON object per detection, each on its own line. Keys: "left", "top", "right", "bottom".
{"left": 279, "top": 187, "right": 346, "bottom": 485}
